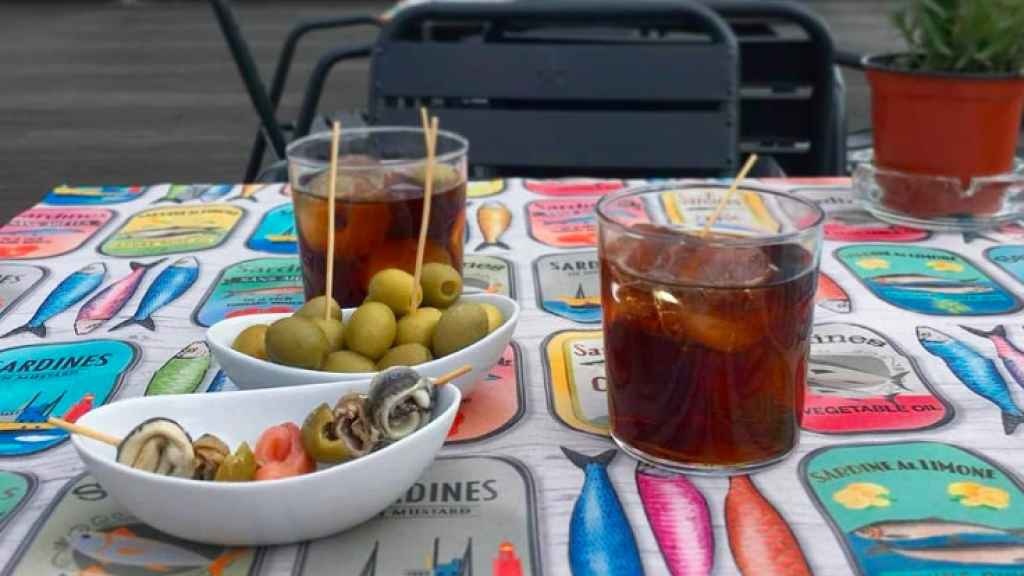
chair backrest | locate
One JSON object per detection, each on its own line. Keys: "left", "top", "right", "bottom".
{"left": 369, "top": 0, "right": 739, "bottom": 179}
{"left": 709, "top": 1, "right": 840, "bottom": 175}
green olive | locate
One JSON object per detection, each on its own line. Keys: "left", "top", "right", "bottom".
{"left": 345, "top": 302, "right": 397, "bottom": 360}
{"left": 478, "top": 303, "right": 504, "bottom": 333}
{"left": 311, "top": 317, "right": 345, "bottom": 352}
{"left": 214, "top": 442, "right": 257, "bottom": 482}
{"left": 432, "top": 303, "right": 489, "bottom": 357}
{"left": 265, "top": 316, "right": 328, "bottom": 369}
{"left": 295, "top": 295, "right": 342, "bottom": 321}
{"left": 367, "top": 268, "right": 421, "bottom": 317}
{"left": 232, "top": 324, "right": 268, "bottom": 360}
{"left": 323, "top": 350, "right": 377, "bottom": 373}
{"left": 420, "top": 263, "right": 462, "bottom": 308}
{"left": 377, "top": 343, "right": 434, "bottom": 370}
{"left": 300, "top": 403, "right": 350, "bottom": 463}
{"left": 396, "top": 307, "right": 442, "bottom": 347}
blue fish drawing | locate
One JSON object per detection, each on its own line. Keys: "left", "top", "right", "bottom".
{"left": 917, "top": 326, "right": 1024, "bottom": 434}
{"left": 110, "top": 256, "right": 199, "bottom": 332}
{"left": 1, "top": 262, "right": 106, "bottom": 338}
{"left": 198, "top": 184, "right": 234, "bottom": 203}
{"left": 206, "top": 370, "right": 231, "bottom": 393}
{"left": 561, "top": 447, "right": 645, "bottom": 575}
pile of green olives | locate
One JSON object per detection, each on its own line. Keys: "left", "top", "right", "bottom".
{"left": 230, "top": 263, "right": 504, "bottom": 372}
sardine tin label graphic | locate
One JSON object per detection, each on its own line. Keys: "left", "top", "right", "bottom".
{"left": 245, "top": 203, "right": 296, "bottom": 254}
{"left": 153, "top": 183, "right": 236, "bottom": 204}
{"left": 660, "top": 186, "right": 780, "bottom": 233}
{"left": 99, "top": 204, "right": 244, "bottom": 257}
{"left": 836, "top": 245, "right": 1020, "bottom": 316}
{"left": 194, "top": 258, "right": 304, "bottom": 327}
{"left": 534, "top": 252, "right": 602, "bottom": 324}
{"left": 816, "top": 271, "right": 852, "bottom": 314}
{"left": 788, "top": 187, "right": 930, "bottom": 242}
{"left": 0, "top": 265, "right": 47, "bottom": 322}
{"left": 468, "top": 179, "right": 506, "bottom": 198}
{"left": 804, "top": 323, "right": 952, "bottom": 434}
{"left": 447, "top": 343, "right": 524, "bottom": 445}
{"left": 800, "top": 441, "right": 1024, "bottom": 576}
{"left": 526, "top": 198, "right": 648, "bottom": 248}
{"left": 543, "top": 330, "right": 609, "bottom": 436}
{"left": 0, "top": 340, "right": 136, "bottom": 457}
{"left": 524, "top": 178, "right": 625, "bottom": 196}
{"left": 463, "top": 254, "right": 517, "bottom": 299}
{"left": 295, "top": 456, "right": 542, "bottom": 576}
{"left": 43, "top": 185, "right": 146, "bottom": 206}
{"left": 0, "top": 471, "right": 35, "bottom": 533}
{"left": 0, "top": 207, "right": 113, "bottom": 260}
{"left": 984, "top": 245, "right": 1024, "bottom": 287}
{"left": 2, "top": 473, "right": 263, "bottom": 576}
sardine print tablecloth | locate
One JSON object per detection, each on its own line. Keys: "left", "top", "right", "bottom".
{"left": 0, "top": 179, "right": 1023, "bottom": 576}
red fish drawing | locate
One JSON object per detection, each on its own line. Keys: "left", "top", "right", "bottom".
{"left": 725, "top": 475, "right": 812, "bottom": 576}
{"left": 815, "top": 272, "right": 851, "bottom": 314}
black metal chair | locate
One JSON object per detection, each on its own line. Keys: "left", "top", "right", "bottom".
{"left": 708, "top": 1, "right": 844, "bottom": 176}
{"left": 294, "top": 0, "right": 741, "bottom": 179}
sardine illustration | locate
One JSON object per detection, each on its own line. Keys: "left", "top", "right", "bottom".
{"left": 75, "top": 259, "right": 166, "bottom": 335}
{"left": 917, "top": 326, "right": 1024, "bottom": 434}
{"left": 815, "top": 272, "right": 851, "bottom": 314}
{"left": 154, "top": 184, "right": 203, "bottom": 204}
{"left": 230, "top": 183, "right": 266, "bottom": 203}
{"left": 808, "top": 354, "right": 911, "bottom": 401}
{"left": 206, "top": 370, "right": 229, "bottom": 393}
{"left": 961, "top": 325, "right": 1024, "bottom": 391}
{"left": 146, "top": 341, "right": 211, "bottom": 395}
{"left": 888, "top": 542, "right": 1024, "bottom": 565}
{"left": 110, "top": 256, "right": 199, "bottom": 332}
{"left": 561, "top": 447, "right": 644, "bottom": 575}
{"left": 726, "top": 475, "right": 812, "bottom": 576}
{"left": 870, "top": 274, "right": 994, "bottom": 294}
{"left": 198, "top": 184, "right": 235, "bottom": 203}
{"left": 67, "top": 526, "right": 244, "bottom": 574}
{"left": 2, "top": 262, "right": 106, "bottom": 338}
{"left": 854, "top": 518, "right": 1024, "bottom": 542}
{"left": 119, "top": 226, "right": 223, "bottom": 240}
{"left": 636, "top": 464, "right": 713, "bottom": 575}
{"left": 476, "top": 202, "right": 511, "bottom": 250}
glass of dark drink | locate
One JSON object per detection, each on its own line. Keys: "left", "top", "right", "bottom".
{"left": 286, "top": 127, "right": 469, "bottom": 307}
{"left": 596, "top": 184, "right": 824, "bottom": 474}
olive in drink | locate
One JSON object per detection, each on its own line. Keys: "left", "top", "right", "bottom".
{"left": 596, "top": 185, "right": 824, "bottom": 474}
{"left": 287, "top": 128, "right": 469, "bottom": 307}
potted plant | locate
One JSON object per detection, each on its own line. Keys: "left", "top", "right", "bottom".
{"left": 864, "top": 0, "right": 1024, "bottom": 218}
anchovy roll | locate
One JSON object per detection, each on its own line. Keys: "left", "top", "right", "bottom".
{"left": 365, "top": 367, "right": 435, "bottom": 442}
{"left": 116, "top": 417, "right": 195, "bottom": 478}
{"left": 333, "top": 393, "right": 380, "bottom": 457}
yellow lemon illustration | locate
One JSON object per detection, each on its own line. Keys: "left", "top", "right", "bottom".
{"left": 949, "top": 482, "right": 1010, "bottom": 509}
{"left": 856, "top": 258, "right": 890, "bottom": 270}
{"left": 927, "top": 260, "right": 964, "bottom": 273}
{"left": 833, "top": 482, "right": 892, "bottom": 510}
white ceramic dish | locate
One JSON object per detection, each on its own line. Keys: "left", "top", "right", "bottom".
{"left": 72, "top": 377, "right": 460, "bottom": 546}
{"left": 207, "top": 293, "right": 518, "bottom": 394}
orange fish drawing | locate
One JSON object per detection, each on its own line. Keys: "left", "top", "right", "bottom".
{"left": 726, "top": 475, "right": 812, "bottom": 576}
{"left": 68, "top": 526, "right": 244, "bottom": 576}
{"left": 816, "top": 272, "right": 851, "bottom": 314}
{"left": 476, "top": 202, "right": 511, "bottom": 250}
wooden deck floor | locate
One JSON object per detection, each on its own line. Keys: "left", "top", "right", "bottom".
{"left": 0, "top": 0, "right": 901, "bottom": 222}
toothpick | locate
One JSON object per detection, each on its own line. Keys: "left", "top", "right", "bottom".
{"left": 700, "top": 154, "right": 759, "bottom": 237}
{"left": 432, "top": 364, "right": 472, "bottom": 387}
{"left": 411, "top": 108, "right": 439, "bottom": 312}
{"left": 325, "top": 121, "right": 341, "bottom": 319}
{"left": 48, "top": 417, "right": 120, "bottom": 447}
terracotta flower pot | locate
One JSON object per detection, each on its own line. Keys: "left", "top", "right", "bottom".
{"left": 865, "top": 54, "right": 1024, "bottom": 218}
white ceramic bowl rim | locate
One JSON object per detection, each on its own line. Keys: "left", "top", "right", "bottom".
{"left": 72, "top": 383, "right": 461, "bottom": 492}
{"left": 208, "top": 293, "right": 519, "bottom": 378}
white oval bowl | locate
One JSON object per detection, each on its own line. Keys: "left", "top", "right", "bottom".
{"left": 72, "top": 378, "right": 460, "bottom": 546}
{"left": 206, "top": 293, "right": 518, "bottom": 394}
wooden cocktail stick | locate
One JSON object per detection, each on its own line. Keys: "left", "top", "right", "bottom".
{"left": 700, "top": 154, "right": 759, "bottom": 237}
{"left": 411, "top": 108, "right": 440, "bottom": 311}
{"left": 431, "top": 364, "right": 471, "bottom": 387}
{"left": 48, "top": 417, "right": 120, "bottom": 447}
{"left": 325, "top": 121, "right": 342, "bottom": 320}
